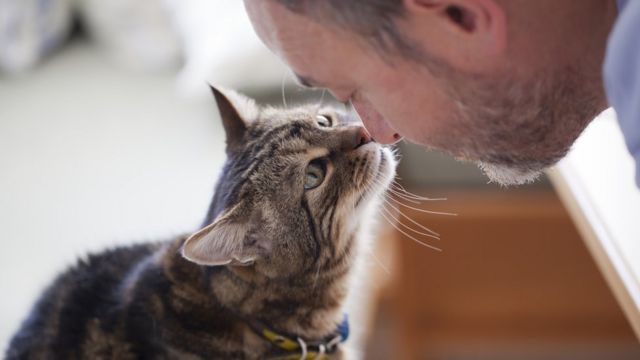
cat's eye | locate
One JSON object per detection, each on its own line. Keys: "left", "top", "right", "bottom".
{"left": 316, "top": 115, "right": 332, "bottom": 127}
{"left": 304, "top": 159, "right": 327, "bottom": 190}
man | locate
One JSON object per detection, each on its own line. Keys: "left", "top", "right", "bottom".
{"left": 243, "top": 0, "right": 639, "bottom": 187}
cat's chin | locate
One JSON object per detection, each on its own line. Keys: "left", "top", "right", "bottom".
{"left": 354, "top": 145, "right": 397, "bottom": 208}
{"left": 370, "top": 145, "right": 397, "bottom": 191}
{"left": 377, "top": 146, "right": 397, "bottom": 187}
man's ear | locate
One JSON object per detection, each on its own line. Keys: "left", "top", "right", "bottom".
{"left": 182, "top": 205, "right": 267, "bottom": 267}
{"left": 210, "top": 85, "right": 260, "bottom": 154}
{"left": 402, "top": 0, "right": 506, "bottom": 68}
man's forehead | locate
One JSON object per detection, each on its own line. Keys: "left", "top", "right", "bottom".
{"left": 244, "top": 0, "right": 364, "bottom": 89}
{"left": 243, "top": 0, "right": 279, "bottom": 47}
{"left": 245, "top": 0, "right": 357, "bottom": 74}
{"left": 245, "top": 0, "right": 317, "bottom": 55}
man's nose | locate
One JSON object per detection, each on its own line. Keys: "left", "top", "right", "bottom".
{"left": 350, "top": 98, "right": 402, "bottom": 145}
{"left": 340, "top": 125, "right": 373, "bottom": 151}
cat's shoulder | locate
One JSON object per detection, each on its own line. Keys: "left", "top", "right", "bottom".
{"left": 34, "top": 241, "right": 165, "bottom": 311}
{"left": 58, "top": 241, "right": 163, "bottom": 282}
{"left": 6, "top": 242, "right": 166, "bottom": 359}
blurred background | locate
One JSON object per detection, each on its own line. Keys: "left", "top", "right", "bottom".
{"left": 1, "top": 1, "right": 639, "bottom": 359}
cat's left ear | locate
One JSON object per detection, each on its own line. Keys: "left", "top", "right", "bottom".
{"left": 210, "top": 85, "right": 259, "bottom": 154}
{"left": 181, "top": 205, "right": 264, "bottom": 266}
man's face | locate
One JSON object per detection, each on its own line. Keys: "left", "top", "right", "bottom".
{"left": 244, "top": 0, "right": 608, "bottom": 185}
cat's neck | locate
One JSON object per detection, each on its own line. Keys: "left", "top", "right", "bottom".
{"left": 217, "top": 267, "right": 348, "bottom": 338}
{"left": 162, "top": 237, "right": 352, "bottom": 341}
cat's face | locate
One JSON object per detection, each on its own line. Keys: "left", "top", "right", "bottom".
{"left": 182, "top": 87, "right": 396, "bottom": 279}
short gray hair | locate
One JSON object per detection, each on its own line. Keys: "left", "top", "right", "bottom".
{"left": 273, "top": 0, "right": 421, "bottom": 60}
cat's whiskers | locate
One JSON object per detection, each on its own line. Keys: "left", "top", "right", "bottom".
{"left": 382, "top": 198, "right": 440, "bottom": 237}
{"left": 390, "top": 180, "right": 448, "bottom": 201}
{"left": 281, "top": 71, "right": 289, "bottom": 109}
{"left": 319, "top": 89, "right": 327, "bottom": 107}
{"left": 389, "top": 147, "right": 403, "bottom": 162}
{"left": 381, "top": 204, "right": 440, "bottom": 240}
{"left": 366, "top": 247, "right": 391, "bottom": 275}
{"left": 386, "top": 195, "right": 458, "bottom": 216}
{"left": 369, "top": 175, "right": 453, "bottom": 220}
{"left": 389, "top": 185, "right": 435, "bottom": 202}
{"left": 363, "top": 176, "right": 442, "bottom": 252}
{"left": 384, "top": 187, "right": 422, "bottom": 204}
{"left": 378, "top": 204, "right": 442, "bottom": 252}
{"left": 378, "top": 178, "right": 456, "bottom": 216}
{"left": 354, "top": 177, "right": 396, "bottom": 275}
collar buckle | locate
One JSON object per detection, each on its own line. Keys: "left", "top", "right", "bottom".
{"left": 257, "top": 314, "right": 349, "bottom": 360}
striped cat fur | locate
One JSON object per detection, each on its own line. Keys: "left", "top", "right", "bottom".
{"left": 6, "top": 87, "right": 396, "bottom": 359}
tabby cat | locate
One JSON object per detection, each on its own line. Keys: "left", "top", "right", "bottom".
{"left": 6, "top": 87, "right": 396, "bottom": 359}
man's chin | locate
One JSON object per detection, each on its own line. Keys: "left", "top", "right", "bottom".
{"left": 476, "top": 161, "right": 544, "bottom": 187}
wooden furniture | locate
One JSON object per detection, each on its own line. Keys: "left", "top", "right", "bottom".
{"left": 367, "top": 189, "right": 640, "bottom": 359}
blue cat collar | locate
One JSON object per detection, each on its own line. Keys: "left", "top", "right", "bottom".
{"left": 254, "top": 314, "right": 349, "bottom": 360}
{"left": 336, "top": 314, "right": 349, "bottom": 343}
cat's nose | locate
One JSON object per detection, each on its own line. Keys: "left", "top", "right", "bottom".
{"left": 343, "top": 126, "right": 373, "bottom": 151}
{"left": 355, "top": 126, "right": 373, "bottom": 148}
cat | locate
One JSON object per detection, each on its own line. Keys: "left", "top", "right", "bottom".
{"left": 5, "top": 86, "right": 397, "bottom": 359}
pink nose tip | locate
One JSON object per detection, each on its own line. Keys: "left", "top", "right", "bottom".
{"left": 354, "top": 126, "right": 373, "bottom": 149}
{"left": 371, "top": 132, "right": 402, "bottom": 145}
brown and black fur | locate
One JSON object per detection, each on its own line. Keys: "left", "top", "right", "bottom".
{"left": 6, "top": 87, "right": 396, "bottom": 359}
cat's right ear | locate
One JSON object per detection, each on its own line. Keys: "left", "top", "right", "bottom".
{"left": 210, "top": 86, "right": 259, "bottom": 153}
{"left": 181, "top": 203, "right": 268, "bottom": 267}
{"left": 181, "top": 205, "right": 252, "bottom": 267}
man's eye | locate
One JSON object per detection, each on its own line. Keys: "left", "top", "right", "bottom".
{"left": 316, "top": 115, "right": 332, "bottom": 127}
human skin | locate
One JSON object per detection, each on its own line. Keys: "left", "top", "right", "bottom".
{"left": 243, "top": 0, "right": 619, "bottom": 185}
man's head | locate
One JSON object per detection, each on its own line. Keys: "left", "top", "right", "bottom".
{"left": 244, "top": 0, "right": 617, "bottom": 185}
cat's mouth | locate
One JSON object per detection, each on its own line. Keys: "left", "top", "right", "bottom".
{"left": 374, "top": 146, "right": 396, "bottom": 189}
{"left": 353, "top": 143, "right": 396, "bottom": 207}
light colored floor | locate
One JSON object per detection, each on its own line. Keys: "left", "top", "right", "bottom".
{"left": 0, "top": 40, "right": 227, "bottom": 352}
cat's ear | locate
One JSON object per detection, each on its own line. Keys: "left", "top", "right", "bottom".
{"left": 181, "top": 205, "right": 261, "bottom": 266}
{"left": 210, "top": 85, "right": 259, "bottom": 153}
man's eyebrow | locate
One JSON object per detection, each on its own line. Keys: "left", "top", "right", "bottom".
{"left": 293, "top": 73, "right": 321, "bottom": 88}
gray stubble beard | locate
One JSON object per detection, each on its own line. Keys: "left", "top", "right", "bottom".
{"left": 437, "top": 61, "right": 604, "bottom": 186}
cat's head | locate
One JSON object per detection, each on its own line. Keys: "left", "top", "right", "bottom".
{"left": 181, "top": 87, "right": 396, "bottom": 279}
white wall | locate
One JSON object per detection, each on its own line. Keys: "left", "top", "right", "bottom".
{"left": 0, "top": 40, "right": 227, "bottom": 352}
